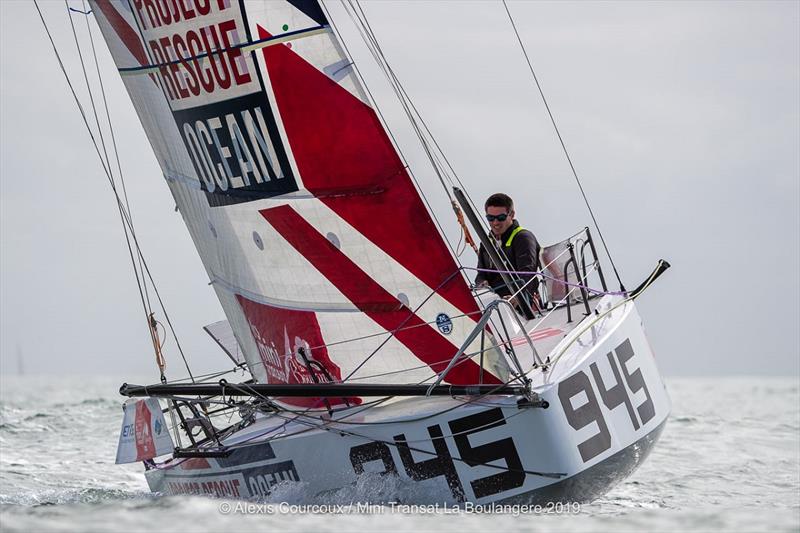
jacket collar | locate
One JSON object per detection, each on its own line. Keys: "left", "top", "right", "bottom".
{"left": 499, "top": 219, "right": 520, "bottom": 243}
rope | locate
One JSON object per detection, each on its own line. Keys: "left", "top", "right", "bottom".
{"left": 452, "top": 200, "right": 478, "bottom": 254}
{"left": 501, "top": 0, "right": 626, "bottom": 291}
{"left": 160, "top": 365, "right": 248, "bottom": 385}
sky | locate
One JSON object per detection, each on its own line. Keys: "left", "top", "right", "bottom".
{"left": 1, "top": 0, "right": 798, "bottom": 380}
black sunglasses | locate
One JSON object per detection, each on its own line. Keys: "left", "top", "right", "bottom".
{"left": 485, "top": 213, "right": 509, "bottom": 222}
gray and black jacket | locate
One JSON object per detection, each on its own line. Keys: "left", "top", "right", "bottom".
{"left": 474, "top": 220, "right": 541, "bottom": 298}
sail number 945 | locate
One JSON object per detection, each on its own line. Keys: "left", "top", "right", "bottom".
{"left": 557, "top": 339, "right": 655, "bottom": 462}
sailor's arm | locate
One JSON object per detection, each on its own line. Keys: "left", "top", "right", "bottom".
{"left": 513, "top": 231, "right": 541, "bottom": 292}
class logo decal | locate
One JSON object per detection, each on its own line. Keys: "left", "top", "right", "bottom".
{"left": 436, "top": 313, "right": 453, "bottom": 335}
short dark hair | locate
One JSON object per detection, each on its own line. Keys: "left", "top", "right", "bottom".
{"left": 485, "top": 193, "right": 514, "bottom": 212}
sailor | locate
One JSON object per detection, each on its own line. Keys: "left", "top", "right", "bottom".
{"left": 474, "top": 193, "right": 542, "bottom": 313}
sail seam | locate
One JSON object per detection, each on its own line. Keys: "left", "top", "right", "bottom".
{"left": 210, "top": 274, "right": 360, "bottom": 313}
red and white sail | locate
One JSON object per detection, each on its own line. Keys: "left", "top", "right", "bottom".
{"left": 90, "top": 0, "right": 509, "bottom": 403}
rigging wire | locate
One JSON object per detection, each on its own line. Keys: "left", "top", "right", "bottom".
{"left": 319, "top": 1, "right": 467, "bottom": 268}
{"left": 347, "top": 4, "right": 479, "bottom": 256}
{"left": 346, "top": 1, "right": 453, "bottom": 197}
{"left": 156, "top": 317, "right": 534, "bottom": 463}
{"left": 154, "top": 267, "right": 590, "bottom": 474}
{"left": 81, "top": 8, "right": 196, "bottom": 382}
{"left": 158, "top": 258, "right": 574, "bottom": 446}
{"left": 341, "top": 269, "right": 462, "bottom": 381}
{"left": 80, "top": 0, "right": 152, "bottom": 315}
{"left": 64, "top": 1, "right": 165, "bottom": 377}
{"left": 35, "top": 0, "right": 195, "bottom": 381}
{"left": 74, "top": 2, "right": 195, "bottom": 380}
{"left": 345, "top": 0, "right": 517, "bottom": 296}
{"left": 346, "top": 1, "right": 453, "bottom": 189}
{"left": 501, "top": 0, "right": 626, "bottom": 291}
{"left": 65, "top": 0, "right": 162, "bottom": 376}
{"left": 347, "top": 1, "right": 490, "bottom": 249}
{"left": 77, "top": 0, "right": 191, "bottom": 382}
{"left": 261, "top": 411, "right": 564, "bottom": 480}
{"left": 345, "top": 1, "right": 511, "bottom": 318}
{"left": 44, "top": 0, "right": 151, "bottom": 338}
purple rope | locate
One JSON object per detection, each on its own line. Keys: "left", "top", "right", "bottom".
{"left": 464, "top": 266, "right": 628, "bottom": 296}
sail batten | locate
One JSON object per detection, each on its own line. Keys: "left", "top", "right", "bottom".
{"left": 117, "top": 26, "right": 331, "bottom": 75}
{"left": 90, "top": 0, "right": 510, "bottom": 400}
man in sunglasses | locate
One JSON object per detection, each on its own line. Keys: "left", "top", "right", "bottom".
{"left": 475, "top": 193, "right": 541, "bottom": 314}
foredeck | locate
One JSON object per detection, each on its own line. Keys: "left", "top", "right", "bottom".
{"left": 497, "top": 294, "right": 633, "bottom": 389}
{"left": 515, "top": 300, "right": 591, "bottom": 365}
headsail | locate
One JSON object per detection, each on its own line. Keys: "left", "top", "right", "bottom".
{"left": 90, "top": 0, "right": 509, "bottom": 403}
{"left": 203, "top": 320, "right": 245, "bottom": 366}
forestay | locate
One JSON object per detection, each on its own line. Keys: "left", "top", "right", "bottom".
{"left": 89, "top": 0, "right": 510, "bottom": 405}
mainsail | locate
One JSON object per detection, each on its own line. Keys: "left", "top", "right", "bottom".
{"left": 90, "top": 0, "right": 509, "bottom": 404}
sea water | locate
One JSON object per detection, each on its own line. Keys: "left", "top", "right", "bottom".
{"left": 1, "top": 376, "right": 798, "bottom": 532}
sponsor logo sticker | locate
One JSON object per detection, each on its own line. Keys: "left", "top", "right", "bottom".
{"left": 435, "top": 313, "right": 453, "bottom": 335}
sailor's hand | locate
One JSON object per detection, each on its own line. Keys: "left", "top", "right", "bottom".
{"left": 502, "top": 294, "right": 519, "bottom": 307}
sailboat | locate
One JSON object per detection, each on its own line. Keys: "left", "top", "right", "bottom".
{"left": 65, "top": 0, "right": 671, "bottom": 504}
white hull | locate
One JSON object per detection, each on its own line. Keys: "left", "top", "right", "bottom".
{"left": 144, "top": 296, "right": 669, "bottom": 504}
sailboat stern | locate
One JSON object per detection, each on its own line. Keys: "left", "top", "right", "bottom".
{"left": 511, "top": 295, "right": 671, "bottom": 503}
